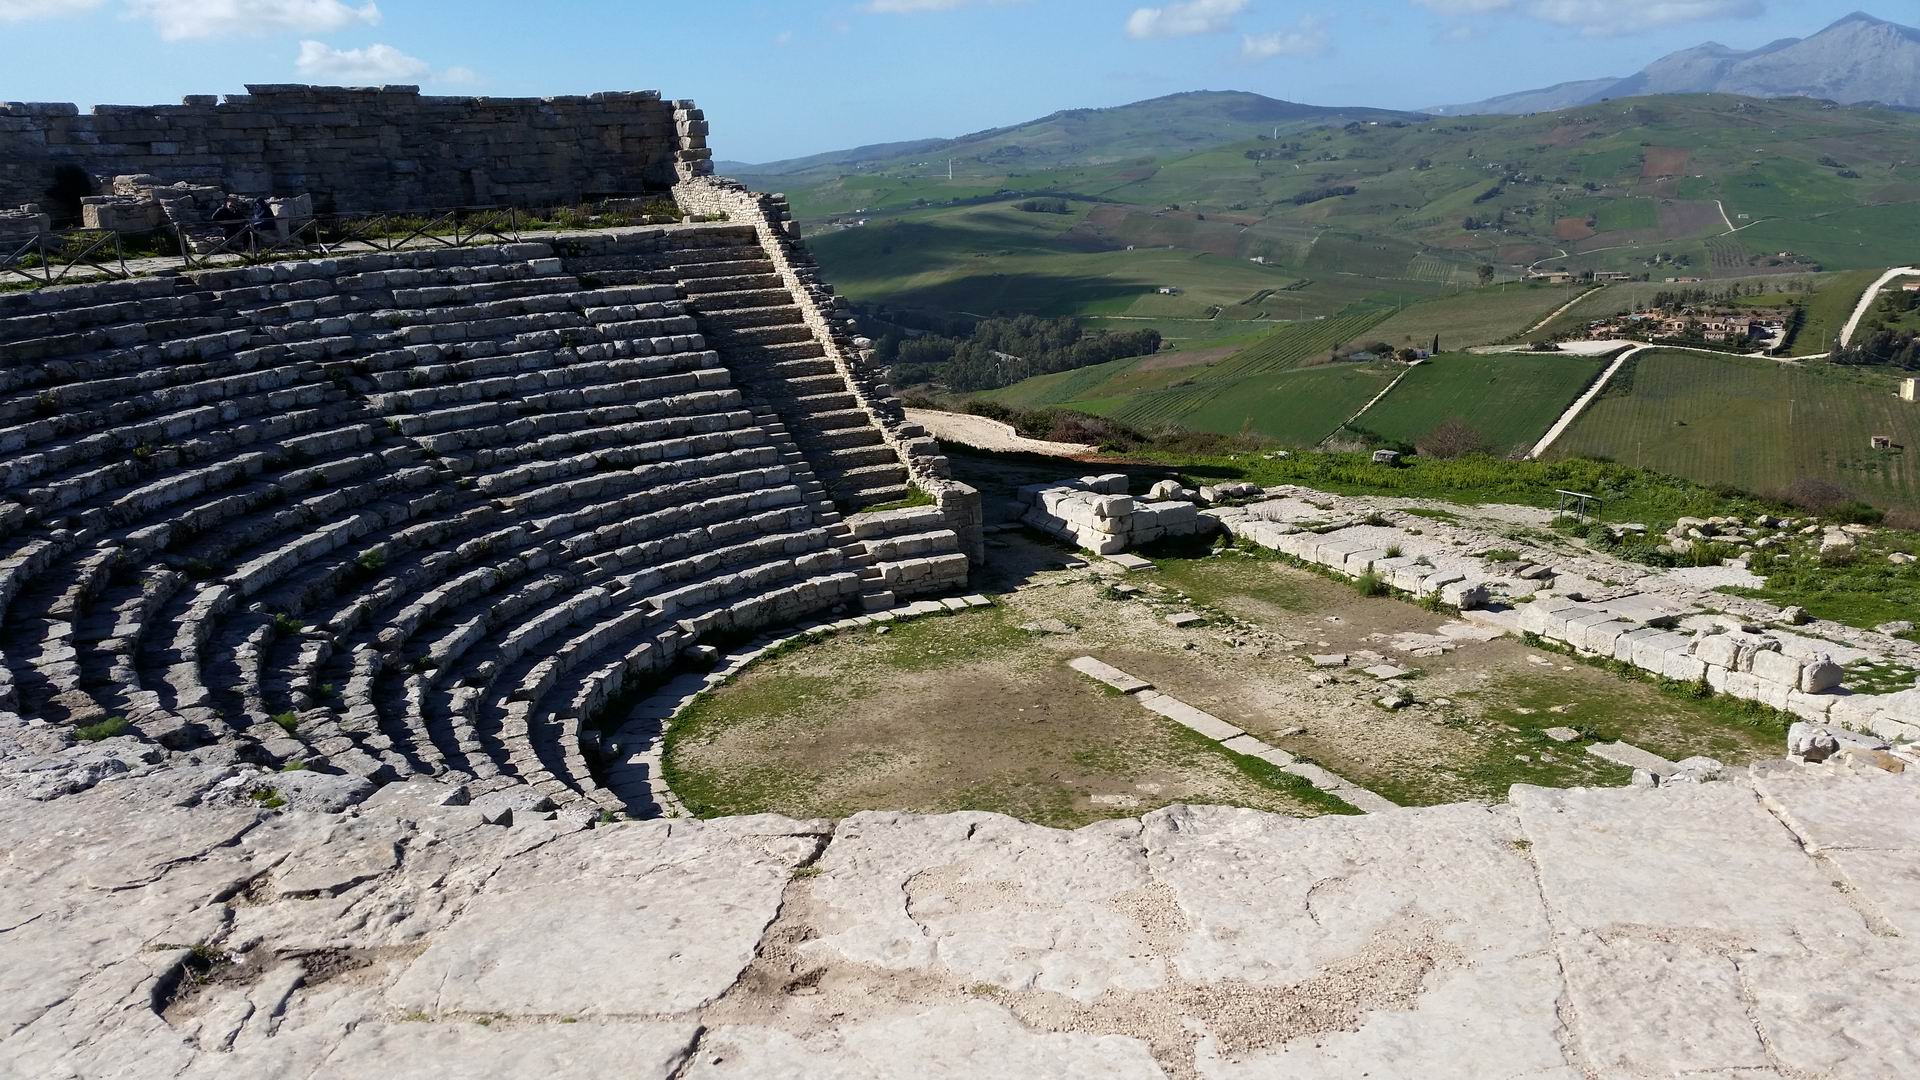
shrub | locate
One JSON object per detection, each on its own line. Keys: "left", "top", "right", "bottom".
{"left": 1354, "top": 570, "right": 1387, "bottom": 597}
{"left": 1415, "top": 418, "right": 1491, "bottom": 460}
{"left": 271, "top": 711, "right": 299, "bottom": 734}
{"left": 1385, "top": 543, "right": 1403, "bottom": 558}
{"left": 1481, "top": 548, "right": 1521, "bottom": 562}
{"left": 75, "top": 716, "right": 131, "bottom": 742}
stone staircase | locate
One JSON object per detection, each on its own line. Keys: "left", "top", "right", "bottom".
{"left": 661, "top": 227, "right": 914, "bottom": 512}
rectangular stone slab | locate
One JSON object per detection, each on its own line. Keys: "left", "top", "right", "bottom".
{"left": 1137, "top": 692, "right": 1244, "bottom": 741}
{"left": 1586, "top": 740, "right": 1678, "bottom": 777}
{"left": 1067, "top": 656, "right": 1152, "bottom": 694}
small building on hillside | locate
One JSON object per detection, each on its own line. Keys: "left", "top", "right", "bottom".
{"left": 1156, "top": 286, "right": 1181, "bottom": 295}
{"left": 1531, "top": 271, "right": 1574, "bottom": 285}
{"left": 1901, "top": 377, "right": 1917, "bottom": 403}
{"left": 1594, "top": 271, "right": 1634, "bottom": 282}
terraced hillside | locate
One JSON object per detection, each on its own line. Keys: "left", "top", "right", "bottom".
{"left": 0, "top": 227, "right": 973, "bottom": 815}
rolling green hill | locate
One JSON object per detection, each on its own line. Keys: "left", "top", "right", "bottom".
{"left": 785, "top": 94, "right": 1920, "bottom": 317}
{"left": 775, "top": 89, "right": 1920, "bottom": 510}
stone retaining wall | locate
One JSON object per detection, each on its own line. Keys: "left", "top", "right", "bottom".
{"left": 1, "top": 85, "right": 680, "bottom": 216}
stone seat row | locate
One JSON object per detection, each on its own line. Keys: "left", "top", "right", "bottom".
{"left": 0, "top": 229, "right": 959, "bottom": 807}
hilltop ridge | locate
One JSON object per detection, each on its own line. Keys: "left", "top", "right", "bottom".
{"left": 1434, "top": 12, "right": 1920, "bottom": 114}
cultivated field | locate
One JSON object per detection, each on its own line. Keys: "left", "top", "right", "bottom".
{"left": 1366, "top": 282, "right": 1585, "bottom": 349}
{"left": 1349, "top": 352, "right": 1603, "bottom": 455}
{"left": 1551, "top": 349, "right": 1920, "bottom": 510}
{"left": 981, "top": 306, "right": 1398, "bottom": 445}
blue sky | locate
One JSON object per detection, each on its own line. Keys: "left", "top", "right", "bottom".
{"left": 0, "top": 1, "right": 1898, "bottom": 163}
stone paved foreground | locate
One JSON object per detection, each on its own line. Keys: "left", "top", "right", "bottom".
{"left": 2, "top": 761, "right": 1915, "bottom": 1079}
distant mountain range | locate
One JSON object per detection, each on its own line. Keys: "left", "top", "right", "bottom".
{"left": 1432, "top": 12, "right": 1920, "bottom": 115}
{"left": 723, "top": 91, "right": 1413, "bottom": 177}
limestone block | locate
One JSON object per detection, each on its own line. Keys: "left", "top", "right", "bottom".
{"left": 1798, "top": 655, "right": 1843, "bottom": 694}
{"left": 1749, "top": 648, "right": 1805, "bottom": 690}
{"left": 1440, "top": 579, "right": 1488, "bottom": 610}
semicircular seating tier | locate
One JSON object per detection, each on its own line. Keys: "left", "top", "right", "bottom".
{"left": 0, "top": 224, "right": 971, "bottom": 812}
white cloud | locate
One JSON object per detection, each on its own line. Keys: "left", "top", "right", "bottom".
{"left": 1126, "top": 0, "right": 1247, "bottom": 39}
{"left": 1412, "top": 0, "right": 1765, "bottom": 30}
{"left": 295, "top": 39, "right": 435, "bottom": 82}
{"left": 126, "top": 0, "right": 380, "bottom": 41}
{"left": 1528, "top": 0, "right": 1761, "bottom": 28}
{"left": 774, "top": 28, "right": 794, "bottom": 46}
{"left": 861, "top": 0, "right": 1031, "bottom": 11}
{"left": 0, "top": 0, "right": 104, "bottom": 21}
{"left": 1242, "top": 16, "right": 1329, "bottom": 59}
{"left": 1412, "top": 0, "right": 1514, "bottom": 12}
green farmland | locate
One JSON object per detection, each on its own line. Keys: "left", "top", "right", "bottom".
{"left": 981, "top": 307, "right": 1404, "bottom": 444}
{"left": 1350, "top": 353, "right": 1604, "bottom": 456}
{"left": 1367, "top": 283, "right": 1589, "bottom": 351}
{"left": 1551, "top": 350, "right": 1920, "bottom": 510}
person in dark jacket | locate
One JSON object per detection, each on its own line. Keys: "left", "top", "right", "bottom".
{"left": 209, "top": 194, "right": 249, "bottom": 239}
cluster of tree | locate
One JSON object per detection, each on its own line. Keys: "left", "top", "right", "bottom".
{"left": 871, "top": 314, "right": 1162, "bottom": 391}
{"left": 1472, "top": 185, "right": 1504, "bottom": 205}
{"left": 1015, "top": 197, "right": 1072, "bottom": 214}
{"left": 1291, "top": 185, "right": 1357, "bottom": 206}
{"left": 1832, "top": 328, "right": 1920, "bottom": 371}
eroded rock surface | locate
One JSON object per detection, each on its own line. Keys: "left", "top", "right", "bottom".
{"left": 2, "top": 762, "right": 1916, "bottom": 1078}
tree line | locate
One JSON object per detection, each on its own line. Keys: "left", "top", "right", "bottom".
{"left": 870, "top": 314, "right": 1162, "bottom": 392}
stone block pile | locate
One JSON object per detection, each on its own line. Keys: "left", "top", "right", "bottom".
{"left": 0, "top": 203, "right": 51, "bottom": 245}
{"left": 1018, "top": 474, "right": 1215, "bottom": 555}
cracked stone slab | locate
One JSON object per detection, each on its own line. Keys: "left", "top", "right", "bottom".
{"left": 1752, "top": 764, "right": 1920, "bottom": 936}
{"left": 801, "top": 811, "right": 1164, "bottom": 1002}
{"left": 306, "top": 1019, "right": 702, "bottom": 1079}
{"left": 1146, "top": 803, "right": 1570, "bottom": 1075}
{"left": 1511, "top": 780, "right": 1875, "bottom": 952}
{"left": 687, "top": 1001, "right": 1166, "bottom": 1078}
{"left": 387, "top": 816, "right": 828, "bottom": 1016}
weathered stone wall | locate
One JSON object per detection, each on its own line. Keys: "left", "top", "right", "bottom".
{"left": 0, "top": 85, "right": 680, "bottom": 216}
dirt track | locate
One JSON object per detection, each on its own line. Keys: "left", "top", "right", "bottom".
{"left": 909, "top": 408, "right": 1096, "bottom": 458}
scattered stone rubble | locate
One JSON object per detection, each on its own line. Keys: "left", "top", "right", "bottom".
{"left": 1012, "top": 477, "right": 1920, "bottom": 757}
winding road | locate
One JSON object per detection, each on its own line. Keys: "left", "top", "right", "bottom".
{"left": 1839, "top": 265, "right": 1920, "bottom": 348}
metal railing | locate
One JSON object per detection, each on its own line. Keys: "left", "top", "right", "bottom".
{"left": 1, "top": 230, "right": 129, "bottom": 285}
{"left": 174, "top": 205, "right": 532, "bottom": 268}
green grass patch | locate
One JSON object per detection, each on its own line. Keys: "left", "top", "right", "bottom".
{"left": 74, "top": 716, "right": 131, "bottom": 742}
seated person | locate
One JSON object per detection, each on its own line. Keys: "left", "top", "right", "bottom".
{"left": 209, "top": 194, "right": 250, "bottom": 240}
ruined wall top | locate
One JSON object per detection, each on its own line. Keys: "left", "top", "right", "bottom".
{"left": 0, "top": 85, "right": 686, "bottom": 217}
